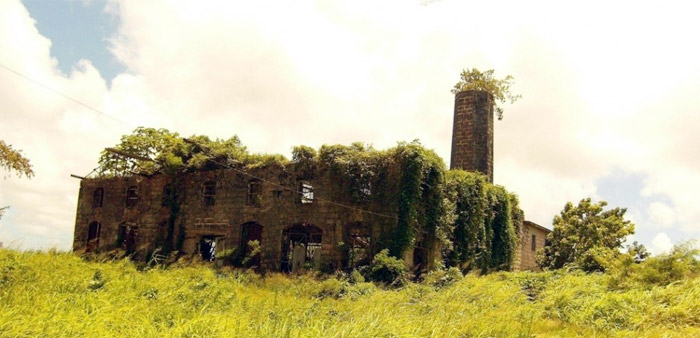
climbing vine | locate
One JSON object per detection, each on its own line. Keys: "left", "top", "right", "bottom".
{"left": 445, "top": 171, "right": 521, "bottom": 272}
{"left": 391, "top": 143, "right": 423, "bottom": 258}
{"left": 445, "top": 171, "right": 487, "bottom": 270}
{"left": 488, "top": 186, "right": 517, "bottom": 270}
{"left": 100, "top": 127, "right": 523, "bottom": 272}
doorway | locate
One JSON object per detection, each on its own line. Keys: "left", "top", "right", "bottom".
{"left": 280, "top": 224, "right": 322, "bottom": 272}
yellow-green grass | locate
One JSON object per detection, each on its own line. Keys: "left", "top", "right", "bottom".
{"left": 1, "top": 249, "right": 698, "bottom": 338}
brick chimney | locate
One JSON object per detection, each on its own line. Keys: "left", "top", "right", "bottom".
{"left": 449, "top": 90, "right": 494, "bottom": 182}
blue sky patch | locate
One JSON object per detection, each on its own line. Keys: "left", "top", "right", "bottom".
{"left": 22, "top": 0, "right": 123, "bottom": 84}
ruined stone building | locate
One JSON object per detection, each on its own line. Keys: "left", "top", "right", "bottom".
{"left": 73, "top": 90, "right": 550, "bottom": 271}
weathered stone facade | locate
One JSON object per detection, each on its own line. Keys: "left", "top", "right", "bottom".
{"left": 74, "top": 166, "right": 398, "bottom": 271}
{"left": 450, "top": 90, "right": 494, "bottom": 182}
{"left": 514, "top": 221, "right": 550, "bottom": 271}
{"left": 73, "top": 90, "right": 550, "bottom": 272}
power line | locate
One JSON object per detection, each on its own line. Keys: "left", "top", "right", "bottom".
{"left": 214, "top": 158, "right": 397, "bottom": 220}
{"left": 105, "top": 140, "right": 398, "bottom": 220}
{"left": 184, "top": 138, "right": 398, "bottom": 220}
{"left": 1, "top": 63, "right": 398, "bottom": 220}
{"left": 0, "top": 62, "right": 133, "bottom": 127}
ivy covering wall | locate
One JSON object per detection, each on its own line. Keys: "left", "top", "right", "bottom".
{"left": 98, "top": 127, "right": 522, "bottom": 272}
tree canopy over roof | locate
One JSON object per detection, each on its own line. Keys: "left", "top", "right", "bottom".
{"left": 97, "top": 127, "right": 523, "bottom": 272}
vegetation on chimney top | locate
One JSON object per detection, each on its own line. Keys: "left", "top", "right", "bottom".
{"left": 451, "top": 68, "right": 521, "bottom": 120}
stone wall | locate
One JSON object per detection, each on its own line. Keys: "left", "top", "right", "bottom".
{"left": 450, "top": 90, "right": 494, "bottom": 182}
{"left": 73, "top": 166, "right": 397, "bottom": 271}
{"left": 515, "top": 220, "right": 550, "bottom": 271}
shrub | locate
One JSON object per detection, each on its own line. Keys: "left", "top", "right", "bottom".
{"left": 604, "top": 241, "right": 700, "bottom": 289}
{"left": 361, "top": 249, "right": 407, "bottom": 286}
{"left": 421, "top": 267, "right": 463, "bottom": 289}
{"left": 315, "top": 278, "right": 348, "bottom": 299}
{"left": 241, "top": 240, "right": 261, "bottom": 268}
{"left": 638, "top": 242, "right": 699, "bottom": 285}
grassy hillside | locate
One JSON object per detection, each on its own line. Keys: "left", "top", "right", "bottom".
{"left": 1, "top": 249, "right": 699, "bottom": 338}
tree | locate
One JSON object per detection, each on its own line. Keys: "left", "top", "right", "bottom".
{"left": 97, "top": 127, "right": 251, "bottom": 177}
{"left": 1, "top": 140, "right": 34, "bottom": 220}
{"left": 451, "top": 68, "right": 521, "bottom": 120}
{"left": 538, "top": 198, "right": 635, "bottom": 271}
{"left": 0, "top": 140, "right": 34, "bottom": 178}
{"left": 626, "top": 241, "right": 650, "bottom": 263}
{"left": 97, "top": 127, "right": 182, "bottom": 176}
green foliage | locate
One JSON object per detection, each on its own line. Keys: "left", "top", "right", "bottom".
{"left": 313, "top": 277, "right": 377, "bottom": 300}
{"left": 445, "top": 171, "right": 488, "bottom": 270}
{"left": 291, "top": 145, "right": 317, "bottom": 178}
{"left": 98, "top": 129, "right": 524, "bottom": 271}
{"left": 98, "top": 127, "right": 181, "bottom": 176}
{"left": 627, "top": 241, "right": 651, "bottom": 263}
{"left": 87, "top": 270, "right": 105, "bottom": 291}
{"left": 97, "top": 127, "right": 288, "bottom": 177}
{"left": 4, "top": 249, "right": 700, "bottom": 337}
{"left": 241, "top": 240, "right": 261, "bottom": 267}
{"left": 216, "top": 247, "right": 238, "bottom": 265}
{"left": 488, "top": 186, "right": 518, "bottom": 271}
{"left": 3, "top": 249, "right": 700, "bottom": 337}
{"left": 313, "top": 140, "right": 448, "bottom": 261}
{"left": 421, "top": 266, "right": 464, "bottom": 289}
{"left": 392, "top": 145, "right": 423, "bottom": 257}
{"left": 318, "top": 142, "right": 383, "bottom": 204}
{"left": 605, "top": 241, "right": 700, "bottom": 288}
{"left": 444, "top": 171, "right": 520, "bottom": 272}
{"left": 631, "top": 242, "right": 699, "bottom": 285}
{"left": 0, "top": 139, "right": 34, "bottom": 179}
{"left": 361, "top": 249, "right": 407, "bottom": 286}
{"left": 539, "top": 198, "right": 635, "bottom": 271}
{"left": 451, "top": 68, "right": 522, "bottom": 120}
{"left": 0, "top": 140, "right": 33, "bottom": 220}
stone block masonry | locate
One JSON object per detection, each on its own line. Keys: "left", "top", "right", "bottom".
{"left": 73, "top": 90, "right": 547, "bottom": 272}
{"left": 450, "top": 90, "right": 494, "bottom": 182}
{"left": 73, "top": 166, "right": 396, "bottom": 272}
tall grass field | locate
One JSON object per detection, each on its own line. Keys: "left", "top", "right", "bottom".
{"left": 1, "top": 249, "right": 699, "bottom": 337}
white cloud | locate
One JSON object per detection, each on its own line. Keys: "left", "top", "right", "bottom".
{"left": 647, "top": 201, "right": 676, "bottom": 229}
{"left": 651, "top": 232, "right": 673, "bottom": 255}
{"left": 2, "top": 0, "right": 700, "bottom": 250}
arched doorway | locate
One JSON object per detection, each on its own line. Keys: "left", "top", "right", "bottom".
{"left": 240, "top": 222, "right": 263, "bottom": 266}
{"left": 280, "top": 223, "right": 322, "bottom": 272}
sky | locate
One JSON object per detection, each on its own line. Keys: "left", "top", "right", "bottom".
{"left": 1, "top": 0, "right": 699, "bottom": 254}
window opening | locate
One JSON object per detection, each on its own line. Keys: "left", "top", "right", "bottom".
{"left": 126, "top": 186, "right": 138, "bottom": 208}
{"left": 92, "top": 188, "right": 104, "bottom": 208}
{"left": 203, "top": 181, "right": 216, "bottom": 206}
{"left": 199, "top": 236, "right": 217, "bottom": 261}
{"left": 86, "top": 221, "right": 101, "bottom": 252}
{"left": 246, "top": 180, "right": 262, "bottom": 207}
{"left": 280, "top": 224, "right": 322, "bottom": 272}
{"left": 161, "top": 184, "right": 178, "bottom": 207}
{"left": 531, "top": 234, "right": 537, "bottom": 251}
{"left": 298, "top": 182, "right": 313, "bottom": 204}
{"left": 347, "top": 224, "right": 371, "bottom": 267}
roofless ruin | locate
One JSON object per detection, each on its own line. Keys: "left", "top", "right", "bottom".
{"left": 73, "top": 87, "right": 549, "bottom": 272}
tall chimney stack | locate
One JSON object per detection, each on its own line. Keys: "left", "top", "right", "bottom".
{"left": 450, "top": 90, "right": 494, "bottom": 182}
